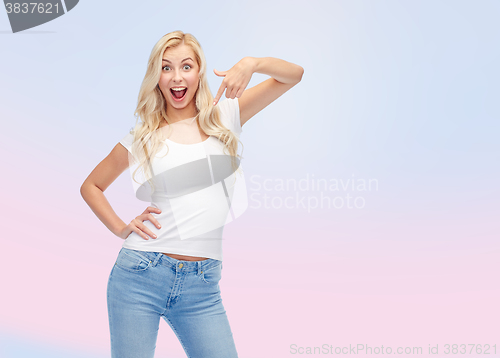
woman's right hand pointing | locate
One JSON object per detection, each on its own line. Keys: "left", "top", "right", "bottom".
{"left": 117, "top": 206, "right": 162, "bottom": 240}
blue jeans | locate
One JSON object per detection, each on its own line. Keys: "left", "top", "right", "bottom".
{"left": 107, "top": 247, "right": 238, "bottom": 358}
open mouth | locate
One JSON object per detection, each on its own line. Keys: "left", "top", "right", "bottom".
{"left": 170, "top": 87, "right": 187, "bottom": 101}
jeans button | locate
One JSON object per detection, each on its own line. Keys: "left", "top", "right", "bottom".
{"left": 179, "top": 263, "right": 183, "bottom": 268}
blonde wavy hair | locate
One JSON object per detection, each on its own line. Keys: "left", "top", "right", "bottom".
{"left": 127, "top": 30, "right": 244, "bottom": 195}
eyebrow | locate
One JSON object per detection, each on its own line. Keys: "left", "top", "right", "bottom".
{"left": 162, "top": 57, "right": 194, "bottom": 63}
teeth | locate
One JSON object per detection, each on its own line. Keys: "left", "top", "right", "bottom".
{"left": 171, "top": 88, "right": 187, "bottom": 91}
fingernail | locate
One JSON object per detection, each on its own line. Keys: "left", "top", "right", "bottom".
{"left": 213, "top": 101, "right": 216, "bottom": 105}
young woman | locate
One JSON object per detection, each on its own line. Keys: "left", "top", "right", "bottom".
{"left": 80, "top": 30, "right": 303, "bottom": 358}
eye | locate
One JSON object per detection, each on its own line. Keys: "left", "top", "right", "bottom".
{"left": 162, "top": 65, "right": 170, "bottom": 71}
{"left": 183, "top": 64, "right": 191, "bottom": 70}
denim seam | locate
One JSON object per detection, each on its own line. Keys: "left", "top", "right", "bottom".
{"left": 198, "top": 264, "right": 221, "bottom": 284}
{"left": 199, "top": 271, "right": 209, "bottom": 284}
{"left": 107, "top": 265, "right": 115, "bottom": 357}
{"left": 201, "top": 262, "right": 221, "bottom": 273}
{"left": 114, "top": 260, "right": 152, "bottom": 273}
{"left": 160, "top": 254, "right": 221, "bottom": 272}
{"left": 122, "top": 249, "right": 151, "bottom": 264}
{"left": 152, "top": 252, "right": 163, "bottom": 267}
{"left": 164, "top": 315, "right": 192, "bottom": 357}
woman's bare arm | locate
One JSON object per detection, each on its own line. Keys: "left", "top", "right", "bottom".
{"left": 212, "top": 56, "right": 303, "bottom": 126}
{"left": 81, "top": 143, "right": 162, "bottom": 240}
{"left": 80, "top": 143, "right": 131, "bottom": 237}
{"left": 237, "top": 57, "right": 303, "bottom": 126}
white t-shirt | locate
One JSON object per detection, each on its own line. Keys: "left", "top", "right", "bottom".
{"left": 118, "top": 97, "right": 247, "bottom": 261}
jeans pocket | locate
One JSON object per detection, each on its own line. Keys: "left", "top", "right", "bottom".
{"left": 199, "top": 263, "right": 222, "bottom": 284}
{"left": 115, "top": 248, "right": 152, "bottom": 273}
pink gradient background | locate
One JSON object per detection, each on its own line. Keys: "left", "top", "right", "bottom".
{"left": 1, "top": 0, "right": 499, "bottom": 357}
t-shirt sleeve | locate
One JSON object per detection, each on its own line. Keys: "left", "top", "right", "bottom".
{"left": 119, "top": 127, "right": 135, "bottom": 153}
{"left": 218, "top": 97, "right": 242, "bottom": 136}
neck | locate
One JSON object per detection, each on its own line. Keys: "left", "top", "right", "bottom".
{"left": 166, "top": 103, "right": 198, "bottom": 123}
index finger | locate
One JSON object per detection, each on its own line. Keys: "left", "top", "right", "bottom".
{"left": 213, "top": 83, "right": 226, "bottom": 106}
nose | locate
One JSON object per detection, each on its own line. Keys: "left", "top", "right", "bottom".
{"left": 172, "top": 68, "right": 183, "bottom": 83}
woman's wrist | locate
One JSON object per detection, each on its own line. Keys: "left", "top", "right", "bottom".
{"left": 244, "top": 56, "right": 260, "bottom": 74}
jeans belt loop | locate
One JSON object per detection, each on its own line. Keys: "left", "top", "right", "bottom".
{"left": 152, "top": 252, "right": 162, "bottom": 267}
